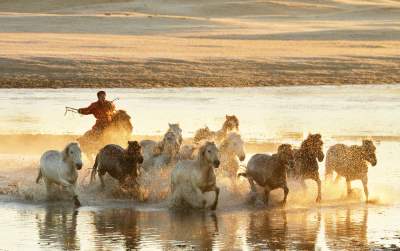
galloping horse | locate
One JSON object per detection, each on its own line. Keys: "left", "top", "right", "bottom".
{"left": 78, "top": 110, "right": 133, "bottom": 161}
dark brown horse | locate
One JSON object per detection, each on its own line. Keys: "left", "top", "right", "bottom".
{"left": 91, "top": 141, "right": 143, "bottom": 189}
{"left": 292, "top": 134, "right": 324, "bottom": 203}
{"left": 78, "top": 110, "right": 133, "bottom": 161}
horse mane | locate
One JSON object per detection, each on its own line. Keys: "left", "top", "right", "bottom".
{"left": 193, "top": 127, "right": 213, "bottom": 144}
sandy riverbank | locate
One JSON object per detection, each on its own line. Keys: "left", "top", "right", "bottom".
{"left": 0, "top": 0, "right": 399, "bottom": 87}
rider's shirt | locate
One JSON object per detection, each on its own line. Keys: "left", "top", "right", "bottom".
{"left": 79, "top": 100, "right": 115, "bottom": 124}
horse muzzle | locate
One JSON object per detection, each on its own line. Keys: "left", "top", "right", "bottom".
{"left": 75, "top": 162, "right": 83, "bottom": 170}
{"left": 213, "top": 160, "right": 220, "bottom": 168}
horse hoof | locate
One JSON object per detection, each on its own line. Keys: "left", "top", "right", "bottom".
{"left": 210, "top": 204, "right": 217, "bottom": 211}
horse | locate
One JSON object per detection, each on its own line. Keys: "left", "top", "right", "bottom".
{"left": 218, "top": 132, "right": 246, "bottom": 177}
{"left": 178, "top": 132, "right": 245, "bottom": 170}
{"left": 193, "top": 115, "right": 239, "bottom": 144}
{"left": 238, "top": 144, "right": 295, "bottom": 206}
{"left": 167, "top": 123, "right": 183, "bottom": 145}
{"left": 325, "top": 140, "right": 377, "bottom": 202}
{"left": 36, "top": 142, "right": 83, "bottom": 207}
{"left": 77, "top": 110, "right": 133, "bottom": 161}
{"left": 90, "top": 141, "right": 143, "bottom": 189}
{"left": 170, "top": 142, "right": 220, "bottom": 210}
{"left": 292, "top": 133, "right": 324, "bottom": 203}
{"left": 140, "top": 124, "right": 182, "bottom": 170}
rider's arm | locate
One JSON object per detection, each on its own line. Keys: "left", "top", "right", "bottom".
{"left": 78, "top": 103, "right": 95, "bottom": 115}
{"left": 110, "top": 101, "right": 116, "bottom": 112}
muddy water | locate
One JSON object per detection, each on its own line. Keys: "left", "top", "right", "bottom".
{"left": 0, "top": 85, "right": 400, "bottom": 250}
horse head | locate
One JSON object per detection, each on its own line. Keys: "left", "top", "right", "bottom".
{"left": 127, "top": 141, "right": 143, "bottom": 164}
{"left": 168, "top": 123, "right": 183, "bottom": 144}
{"left": 199, "top": 141, "right": 220, "bottom": 168}
{"left": 62, "top": 142, "right": 83, "bottom": 170}
{"left": 301, "top": 133, "right": 324, "bottom": 162}
{"left": 362, "top": 139, "right": 377, "bottom": 166}
{"left": 223, "top": 115, "right": 239, "bottom": 131}
{"left": 220, "top": 132, "right": 246, "bottom": 161}
{"left": 277, "top": 144, "right": 295, "bottom": 169}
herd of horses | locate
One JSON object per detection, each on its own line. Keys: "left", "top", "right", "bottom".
{"left": 36, "top": 113, "right": 377, "bottom": 209}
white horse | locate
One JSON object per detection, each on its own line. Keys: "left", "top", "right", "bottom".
{"left": 141, "top": 129, "right": 181, "bottom": 170}
{"left": 218, "top": 132, "right": 246, "bottom": 177}
{"left": 36, "top": 142, "right": 83, "bottom": 207}
{"left": 171, "top": 142, "right": 220, "bottom": 210}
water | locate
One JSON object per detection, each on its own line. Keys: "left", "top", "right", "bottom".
{"left": 0, "top": 85, "right": 400, "bottom": 250}
{"left": 0, "top": 203, "right": 399, "bottom": 250}
{"left": 1, "top": 85, "right": 400, "bottom": 139}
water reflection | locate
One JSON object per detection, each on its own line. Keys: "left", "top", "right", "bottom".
{"left": 91, "top": 209, "right": 140, "bottom": 250}
{"left": 324, "top": 206, "right": 368, "bottom": 250}
{"left": 246, "top": 210, "right": 289, "bottom": 249}
{"left": 1, "top": 203, "right": 398, "bottom": 250}
{"left": 36, "top": 206, "right": 79, "bottom": 250}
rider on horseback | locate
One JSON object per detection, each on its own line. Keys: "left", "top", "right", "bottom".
{"left": 78, "top": 90, "right": 116, "bottom": 136}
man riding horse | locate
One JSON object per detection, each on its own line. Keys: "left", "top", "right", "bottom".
{"left": 78, "top": 90, "right": 116, "bottom": 138}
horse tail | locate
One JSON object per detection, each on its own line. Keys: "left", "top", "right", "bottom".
{"left": 35, "top": 168, "right": 42, "bottom": 184}
{"left": 90, "top": 154, "right": 99, "bottom": 183}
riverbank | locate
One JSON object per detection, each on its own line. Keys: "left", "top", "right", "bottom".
{"left": 1, "top": 0, "right": 400, "bottom": 88}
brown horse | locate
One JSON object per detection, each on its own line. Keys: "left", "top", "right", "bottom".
{"left": 78, "top": 110, "right": 133, "bottom": 161}
{"left": 292, "top": 134, "right": 324, "bottom": 203}
{"left": 193, "top": 115, "right": 239, "bottom": 144}
{"left": 239, "top": 144, "right": 295, "bottom": 206}
{"left": 91, "top": 141, "right": 143, "bottom": 189}
{"left": 325, "top": 140, "right": 377, "bottom": 202}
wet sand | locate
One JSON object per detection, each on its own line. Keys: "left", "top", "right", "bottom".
{"left": 1, "top": 0, "right": 400, "bottom": 87}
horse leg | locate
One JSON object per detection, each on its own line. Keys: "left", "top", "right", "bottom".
{"left": 263, "top": 185, "right": 271, "bottom": 206}
{"left": 346, "top": 178, "right": 352, "bottom": 197}
{"left": 248, "top": 177, "right": 257, "bottom": 201}
{"left": 282, "top": 184, "right": 289, "bottom": 206}
{"left": 44, "top": 179, "right": 54, "bottom": 200}
{"left": 60, "top": 180, "right": 81, "bottom": 207}
{"left": 361, "top": 176, "right": 369, "bottom": 202}
{"left": 315, "top": 176, "right": 322, "bottom": 203}
{"left": 210, "top": 186, "right": 220, "bottom": 211}
{"left": 194, "top": 187, "right": 207, "bottom": 209}
{"left": 99, "top": 173, "right": 106, "bottom": 190}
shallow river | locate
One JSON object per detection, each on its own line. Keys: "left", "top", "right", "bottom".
{"left": 0, "top": 85, "right": 399, "bottom": 250}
